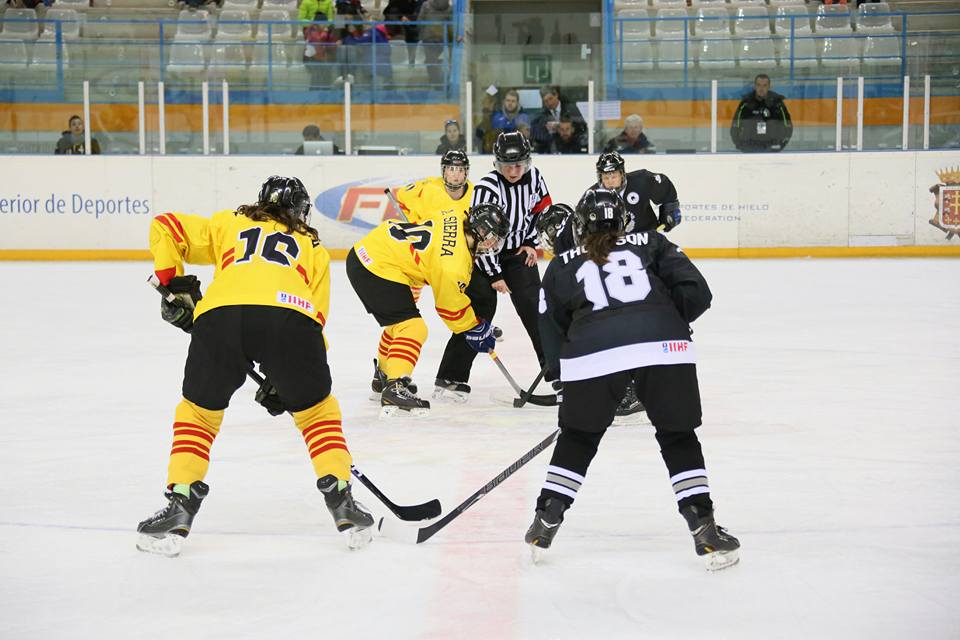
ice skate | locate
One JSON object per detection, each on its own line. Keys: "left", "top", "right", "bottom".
{"left": 612, "top": 385, "right": 648, "bottom": 426}
{"left": 370, "top": 359, "right": 416, "bottom": 400}
{"left": 681, "top": 505, "right": 740, "bottom": 571}
{"left": 432, "top": 378, "right": 471, "bottom": 404}
{"left": 317, "top": 475, "right": 375, "bottom": 550}
{"left": 136, "top": 480, "right": 209, "bottom": 557}
{"left": 381, "top": 378, "right": 430, "bottom": 418}
{"left": 524, "top": 498, "right": 568, "bottom": 563}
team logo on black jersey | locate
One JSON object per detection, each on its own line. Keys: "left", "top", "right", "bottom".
{"left": 626, "top": 192, "right": 640, "bottom": 205}
{"left": 929, "top": 167, "right": 960, "bottom": 240}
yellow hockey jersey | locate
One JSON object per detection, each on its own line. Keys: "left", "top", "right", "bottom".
{"left": 353, "top": 213, "right": 478, "bottom": 334}
{"left": 150, "top": 210, "right": 331, "bottom": 327}
{"left": 395, "top": 176, "right": 473, "bottom": 224}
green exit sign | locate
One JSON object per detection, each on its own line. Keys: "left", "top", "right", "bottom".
{"left": 523, "top": 55, "right": 552, "bottom": 83}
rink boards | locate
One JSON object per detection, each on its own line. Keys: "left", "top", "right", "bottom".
{"left": 0, "top": 150, "right": 958, "bottom": 258}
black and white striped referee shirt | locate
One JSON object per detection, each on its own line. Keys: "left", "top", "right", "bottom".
{"left": 470, "top": 166, "right": 552, "bottom": 280}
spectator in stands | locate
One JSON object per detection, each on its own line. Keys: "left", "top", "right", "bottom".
{"left": 730, "top": 74, "right": 793, "bottom": 153}
{"left": 55, "top": 115, "right": 100, "bottom": 155}
{"left": 435, "top": 119, "right": 466, "bottom": 155}
{"left": 490, "top": 88, "right": 531, "bottom": 135}
{"left": 418, "top": 0, "right": 452, "bottom": 86}
{"left": 182, "top": 0, "right": 220, "bottom": 9}
{"left": 474, "top": 91, "right": 499, "bottom": 154}
{"left": 6, "top": 0, "right": 55, "bottom": 8}
{"left": 337, "top": 13, "right": 392, "bottom": 86}
{"left": 383, "top": 0, "right": 421, "bottom": 66}
{"left": 299, "top": 0, "right": 336, "bottom": 24}
{"left": 517, "top": 121, "right": 532, "bottom": 143}
{"left": 295, "top": 124, "right": 341, "bottom": 155}
{"left": 549, "top": 117, "right": 587, "bottom": 154}
{"left": 336, "top": 0, "right": 366, "bottom": 18}
{"left": 604, "top": 114, "right": 656, "bottom": 154}
{"left": 530, "top": 85, "right": 585, "bottom": 154}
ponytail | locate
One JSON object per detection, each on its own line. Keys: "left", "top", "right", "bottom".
{"left": 583, "top": 231, "right": 619, "bottom": 265}
{"left": 236, "top": 203, "right": 319, "bottom": 243}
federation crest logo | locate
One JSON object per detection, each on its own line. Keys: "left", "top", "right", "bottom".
{"left": 929, "top": 166, "right": 960, "bottom": 240}
{"left": 315, "top": 177, "right": 415, "bottom": 230}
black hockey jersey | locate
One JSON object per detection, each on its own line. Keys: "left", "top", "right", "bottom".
{"left": 583, "top": 169, "right": 678, "bottom": 233}
{"left": 539, "top": 232, "right": 711, "bottom": 382}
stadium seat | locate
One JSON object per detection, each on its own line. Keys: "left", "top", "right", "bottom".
{"left": 261, "top": 0, "right": 298, "bottom": 9}
{"left": 256, "top": 8, "right": 295, "bottom": 41}
{"left": 618, "top": 9, "right": 652, "bottom": 38}
{"left": 207, "top": 43, "right": 248, "bottom": 82}
{"left": 166, "top": 41, "right": 207, "bottom": 79}
{"left": 815, "top": 3, "right": 852, "bottom": 32}
{"left": 653, "top": 7, "right": 690, "bottom": 70}
{"left": 652, "top": 0, "right": 687, "bottom": 8}
{"left": 54, "top": 0, "right": 93, "bottom": 9}
{"left": 774, "top": 5, "right": 816, "bottom": 68}
{"left": 695, "top": 6, "right": 730, "bottom": 38}
{"left": 695, "top": 7, "right": 735, "bottom": 69}
{"left": 248, "top": 40, "right": 290, "bottom": 83}
{"left": 222, "top": 0, "right": 260, "bottom": 10}
{"left": 41, "top": 9, "right": 82, "bottom": 41}
{"left": 175, "top": 9, "right": 213, "bottom": 41}
{"left": 862, "top": 33, "right": 901, "bottom": 68}
{"left": 774, "top": 4, "right": 812, "bottom": 36}
{"left": 855, "top": 2, "right": 896, "bottom": 33}
{"left": 28, "top": 33, "right": 71, "bottom": 81}
{"left": 613, "top": 0, "right": 649, "bottom": 11}
{"left": 815, "top": 5, "right": 857, "bottom": 69}
{"left": 735, "top": 7, "right": 776, "bottom": 68}
{"left": 216, "top": 9, "right": 254, "bottom": 41}
{"left": 1, "top": 8, "right": 39, "bottom": 40}
{"left": 0, "top": 40, "right": 30, "bottom": 81}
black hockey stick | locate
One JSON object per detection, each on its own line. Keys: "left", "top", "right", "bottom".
{"left": 415, "top": 429, "right": 559, "bottom": 543}
{"left": 513, "top": 365, "right": 547, "bottom": 409}
{"left": 147, "top": 275, "right": 442, "bottom": 521}
{"left": 488, "top": 351, "right": 557, "bottom": 407}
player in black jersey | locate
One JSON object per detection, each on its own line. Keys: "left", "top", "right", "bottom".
{"left": 525, "top": 189, "right": 740, "bottom": 571}
{"left": 586, "top": 150, "right": 682, "bottom": 233}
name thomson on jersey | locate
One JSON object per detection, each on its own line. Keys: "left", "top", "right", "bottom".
{"left": 558, "top": 232, "right": 649, "bottom": 263}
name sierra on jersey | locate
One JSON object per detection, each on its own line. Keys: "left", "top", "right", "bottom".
{"left": 557, "top": 232, "right": 651, "bottom": 263}
{"left": 441, "top": 214, "right": 459, "bottom": 256}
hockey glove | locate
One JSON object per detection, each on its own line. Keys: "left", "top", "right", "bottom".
{"left": 160, "top": 275, "right": 203, "bottom": 333}
{"left": 465, "top": 319, "right": 496, "bottom": 353}
{"left": 551, "top": 379, "right": 563, "bottom": 404}
{"left": 658, "top": 201, "right": 682, "bottom": 232}
{"left": 255, "top": 378, "right": 286, "bottom": 416}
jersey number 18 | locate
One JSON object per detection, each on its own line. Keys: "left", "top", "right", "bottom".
{"left": 575, "top": 250, "right": 651, "bottom": 310}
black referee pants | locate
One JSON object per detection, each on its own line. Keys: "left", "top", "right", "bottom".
{"left": 436, "top": 251, "right": 545, "bottom": 384}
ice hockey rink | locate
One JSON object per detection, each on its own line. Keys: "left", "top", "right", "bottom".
{"left": 0, "top": 257, "right": 957, "bottom": 639}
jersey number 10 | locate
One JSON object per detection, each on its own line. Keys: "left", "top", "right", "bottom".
{"left": 575, "top": 250, "right": 651, "bottom": 310}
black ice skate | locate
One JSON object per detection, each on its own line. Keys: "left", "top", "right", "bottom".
{"left": 432, "top": 378, "right": 471, "bottom": 404}
{"left": 381, "top": 377, "right": 430, "bottom": 417}
{"left": 136, "top": 480, "right": 209, "bottom": 557}
{"left": 613, "top": 385, "right": 647, "bottom": 426}
{"left": 681, "top": 505, "right": 740, "bottom": 571}
{"left": 370, "top": 359, "right": 417, "bottom": 400}
{"left": 524, "top": 498, "right": 568, "bottom": 563}
{"left": 317, "top": 475, "right": 375, "bottom": 549}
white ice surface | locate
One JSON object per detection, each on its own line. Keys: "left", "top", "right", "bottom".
{"left": 0, "top": 259, "right": 958, "bottom": 639}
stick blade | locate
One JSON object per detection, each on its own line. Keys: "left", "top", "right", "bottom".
{"left": 395, "top": 499, "right": 442, "bottom": 521}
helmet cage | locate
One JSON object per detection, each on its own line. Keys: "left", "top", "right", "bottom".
{"left": 467, "top": 203, "right": 509, "bottom": 257}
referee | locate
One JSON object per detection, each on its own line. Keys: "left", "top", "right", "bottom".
{"left": 434, "top": 131, "right": 552, "bottom": 402}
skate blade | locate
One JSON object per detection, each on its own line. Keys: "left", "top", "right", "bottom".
{"left": 703, "top": 549, "right": 739, "bottom": 571}
{"left": 529, "top": 543, "right": 547, "bottom": 565}
{"left": 344, "top": 525, "right": 374, "bottom": 550}
{"left": 136, "top": 533, "right": 183, "bottom": 557}
{"left": 611, "top": 411, "right": 650, "bottom": 427}
{"left": 431, "top": 390, "right": 469, "bottom": 404}
{"left": 379, "top": 405, "right": 430, "bottom": 419}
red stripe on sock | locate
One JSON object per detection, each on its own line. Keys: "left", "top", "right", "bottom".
{"left": 310, "top": 442, "right": 349, "bottom": 458}
{"left": 388, "top": 352, "right": 418, "bottom": 367}
{"left": 391, "top": 337, "right": 422, "bottom": 350}
{"left": 173, "top": 421, "right": 217, "bottom": 437}
{"left": 170, "top": 445, "right": 210, "bottom": 461}
{"left": 172, "top": 427, "right": 214, "bottom": 445}
{"left": 302, "top": 423, "right": 342, "bottom": 441}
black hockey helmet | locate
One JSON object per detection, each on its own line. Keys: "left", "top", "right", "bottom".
{"left": 595, "top": 151, "right": 626, "bottom": 186}
{"left": 258, "top": 175, "right": 311, "bottom": 222}
{"left": 440, "top": 150, "right": 470, "bottom": 190}
{"left": 535, "top": 203, "right": 574, "bottom": 253}
{"left": 466, "top": 202, "right": 510, "bottom": 257}
{"left": 493, "top": 131, "right": 532, "bottom": 172}
{"left": 573, "top": 188, "right": 629, "bottom": 243}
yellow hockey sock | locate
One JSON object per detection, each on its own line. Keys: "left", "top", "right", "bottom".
{"left": 166, "top": 399, "right": 223, "bottom": 487}
{"left": 382, "top": 316, "right": 427, "bottom": 380}
{"left": 293, "top": 395, "right": 352, "bottom": 482}
{"left": 377, "top": 327, "right": 394, "bottom": 364}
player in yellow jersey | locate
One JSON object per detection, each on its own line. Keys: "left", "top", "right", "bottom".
{"left": 346, "top": 202, "right": 509, "bottom": 418}
{"left": 370, "top": 150, "right": 475, "bottom": 397}
{"left": 137, "top": 176, "right": 374, "bottom": 556}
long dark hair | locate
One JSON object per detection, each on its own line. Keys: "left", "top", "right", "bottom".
{"left": 584, "top": 231, "right": 619, "bottom": 265}
{"left": 235, "top": 203, "right": 320, "bottom": 243}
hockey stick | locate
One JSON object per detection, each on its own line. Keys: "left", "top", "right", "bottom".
{"left": 513, "top": 365, "right": 547, "bottom": 409}
{"left": 415, "top": 429, "right": 559, "bottom": 544}
{"left": 384, "top": 187, "right": 410, "bottom": 222}
{"left": 488, "top": 351, "right": 557, "bottom": 407}
{"left": 147, "top": 275, "right": 442, "bottom": 521}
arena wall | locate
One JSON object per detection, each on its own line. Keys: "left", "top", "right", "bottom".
{"left": 1, "top": 151, "right": 958, "bottom": 259}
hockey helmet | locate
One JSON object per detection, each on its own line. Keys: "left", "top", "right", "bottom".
{"left": 536, "top": 203, "right": 574, "bottom": 253}
{"left": 440, "top": 150, "right": 470, "bottom": 190}
{"left": 595, "top": 151, "right": 626, "bottom": 189}
{"left": 258, "top": 176, "right": 311, "bottom": 223}
{"left": 467, "top": 202, "right": 510, "bottom": 257}
{"left": 493, "top": 131, "right": 532, "bottom": 173}
{"left": 573, "top": 189, "right": 630, "bottom": 243}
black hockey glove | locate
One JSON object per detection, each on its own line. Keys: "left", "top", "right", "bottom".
{"left": 160, "top": 275, "right": 203, "bottom": 333}
{"left": 255, "top": 378, "right": 286, "bottom": 416}
{"left": 551, "top": 379, "right": 563, "bottom": 404}
{"left": 659, "top": 201, "right": 682, "bottom": 232}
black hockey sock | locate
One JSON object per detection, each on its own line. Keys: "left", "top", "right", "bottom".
{"left": 655, "top": 429, "right": 714, "bottom": 515}
{"left": 537, "top": 428, "right": 605, "bottom": 509}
